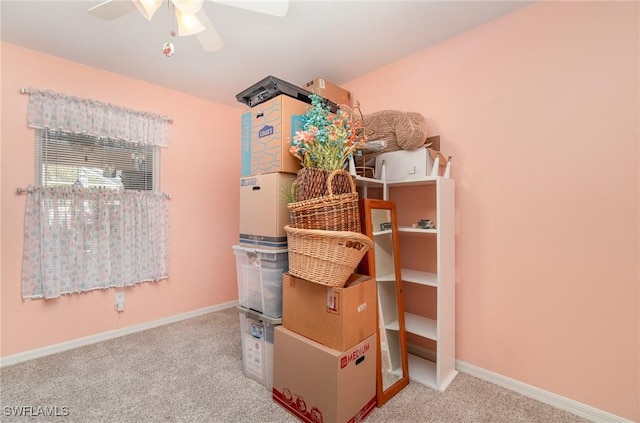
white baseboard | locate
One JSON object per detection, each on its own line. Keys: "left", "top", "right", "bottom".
{"left": 456, "top": 360, "right": 634, "bottom": 423}
{"left": 0, "top": 301, "right": 238, "bottom": 368}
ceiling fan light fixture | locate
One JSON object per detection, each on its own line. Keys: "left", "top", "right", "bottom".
{"left": 175, "top": 9, "right": 206, "bottom": 36}
{"left": 171, "top": 0, "right": 204, "bottom": 14}
{"left": 133, "top": 0, "right": 162, "bottom": 21}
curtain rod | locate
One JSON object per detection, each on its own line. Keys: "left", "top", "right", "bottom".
{"left": 16, "top": 187, "right": 172, "bottom": 200}
{"left": 20, "top": 88, "right": 174, "bottom": 125}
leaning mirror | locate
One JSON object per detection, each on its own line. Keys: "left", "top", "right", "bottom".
{"left": 361, "top": 198, "right": 409, "bottom": 406}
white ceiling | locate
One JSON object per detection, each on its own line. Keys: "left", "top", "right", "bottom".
{"left": 1, "top": 0, "right": 532, "bottom": 108}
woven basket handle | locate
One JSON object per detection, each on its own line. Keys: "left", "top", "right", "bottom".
{"left": 326, "top": 169, "right": 356, "bottom": 196}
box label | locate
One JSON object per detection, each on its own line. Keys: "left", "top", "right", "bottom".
{"left": 240, "top": 177, "right": 259, "bottom": 187}
{"left": 340, "top": 341, "right": 371, "bottom": 369}
{"left": 244, "top": 333, "right": 263, "bottom": 379}
{"left": 258, "top": 125, "right": 274, "bottom": 138}
{"left": 326, "top": 289, "right": 339, "bottom": 314}
{"left": 357, "top": 303, "right": 367, "bottom": 313}
{"left": 251, "top": 322, "right": 265, "bottom": 340}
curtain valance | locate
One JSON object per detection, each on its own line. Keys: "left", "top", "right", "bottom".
{"left": 26, "top": 88, "right": 171, "bottom": 147}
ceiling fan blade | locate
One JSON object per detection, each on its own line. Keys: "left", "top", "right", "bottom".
{"left": 195, "top": 10, "right": 224, "bottom": 52}
{"left": 212, "top": 0, "right": 289, "bottom": 17}
{"left": 88, "top": 0, "right": 137, "bottom": 20}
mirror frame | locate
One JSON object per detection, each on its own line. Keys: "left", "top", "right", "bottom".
{"left": 360, "top": 198, "right": 409, "bottom": 407}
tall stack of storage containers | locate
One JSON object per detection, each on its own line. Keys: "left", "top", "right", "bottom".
{"left": 267, "top": 81, "right": 379, "bottom": 423}
{"left": 234, "top": 81, "right": 310, "bottom": 391}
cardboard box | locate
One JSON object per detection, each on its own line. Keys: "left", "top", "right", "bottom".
{"left": 305, "top": 78, "right": 352, "bottom": 107}
{"left": 241, "top": 94, "right": 308, "bottom": 176}
{"left": 239, "top": 172, "right": 296, "bottom": 249}
{"left": 273, "top": 326, "right": 376, "bottom": 423}
{"left": 282, "top": 273, "right": 377, "bottom": 351}
{"left": 375, "top": 146, "right": 434, "bottom": 181}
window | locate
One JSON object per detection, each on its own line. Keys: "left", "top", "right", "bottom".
{"left": 22, "top": 88, "right": 171, "bottom": 300}
{"left": 23, "top": 132, "right": 167, "bottom": 300}
{"left": 36, "top": 129, "right": 159, "bottom": 191}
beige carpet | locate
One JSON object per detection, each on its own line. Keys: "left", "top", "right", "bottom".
{"left": 0, "top": 307, "right": 590, "bottom": 423}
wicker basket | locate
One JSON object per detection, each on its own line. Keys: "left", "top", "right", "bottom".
{"left": 288, "top": 169, "right": 361, "bottom": 232}
{"left": 295, "top": 168, "right": 355, "bottom": 202}
{"left": 284, "top": 225, "right": 373, "bottom": 287}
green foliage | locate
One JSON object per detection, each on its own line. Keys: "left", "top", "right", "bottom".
{"left": 280, "top": 180, "right": 297, "bottom": 204}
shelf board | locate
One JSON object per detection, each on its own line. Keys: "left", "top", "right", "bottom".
{"left": 373, "top": 229, "right": 392, "bottom": 236}
{"left": 407, "top": 353, "right": 437, "bottom": 389}
{"left": 383, "top": 314, "right": 436, "bottom": 341}
{"left": 354, "top": 175, "right": 443, "bottom": 189}
{"left": 401, "top": 268, "right": 437, "bottom": 287}
{"left": 353, "top": 175, "right": 384, "bottom": 188}
{"left": 398, "top": 226, "right": 437, "bottom": 234}
{"left": 388, "top": 176, "right": 439, "bottom": 187}
{"left": 377, "top": 273, "right": 396, "bottom": 282}
{"left": 405, "top": 313, "right": 437, "bottom": 340}
{"left": 384, "top": 320, "right": 400, "bottom": 331}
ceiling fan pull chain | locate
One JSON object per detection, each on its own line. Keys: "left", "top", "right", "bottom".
{"left": 169, "top": 1, "right": 177, "bottom": 37}
{"left": 163, "top": 1, "right": 176, "bottom": 57}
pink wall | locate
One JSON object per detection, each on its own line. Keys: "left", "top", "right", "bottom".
{"left": 1, "top": 2, "right": 638, "bottom": 421}
{"left": 344, "top": 2, "right": 639, "bottom": 420}
{"left": 1, "top": 42, "right": 243, "bottom": 356}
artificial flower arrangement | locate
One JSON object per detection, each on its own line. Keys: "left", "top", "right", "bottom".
{"left": 289, "top": 94, "right": 364, "bottom": 171}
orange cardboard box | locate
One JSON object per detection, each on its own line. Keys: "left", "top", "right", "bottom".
{"left": 305, "top": 78, "right": 352, "bottom": 107}
{"left": 241, "top": 94, "right": 308, "bottom": 176}
{"left": 272, "top": 326, "right": 376, "bottom": 423}
{"left": 282, "top": 273, "right": 377, "bottom": 351}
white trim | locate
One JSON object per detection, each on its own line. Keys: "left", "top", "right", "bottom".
{"left": 456, "top": 360, "right": 634, "bottom": 423}
{"left": 0, "top": 301, "right": 238, "bottom": 368}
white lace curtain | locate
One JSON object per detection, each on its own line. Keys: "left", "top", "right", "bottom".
{"left": 22, "top": 187, "right": 170, "bottom": 299}
{"left": 22, "top": 88, "right": 171, "bottom": 299}
{"left": 26, "top": 87, "right": 171, "bottom": 147}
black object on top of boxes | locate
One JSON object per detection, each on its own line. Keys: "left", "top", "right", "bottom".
{"left": 236, "top": 75, "right": 338, "bottom": 112}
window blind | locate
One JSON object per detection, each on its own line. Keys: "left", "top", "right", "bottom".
{"left": 35, "top": 129, "right": 158, "bottom": 191}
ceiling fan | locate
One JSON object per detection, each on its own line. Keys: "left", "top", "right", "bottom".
{"left": 88, "top": 0, "right": 289, "bottom": 53}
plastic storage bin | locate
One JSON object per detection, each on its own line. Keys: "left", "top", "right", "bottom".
{"left": 238, "top": 305, "right": 281, "bottom": 390}
{"left": 233, "top": 245, "right": 288, "bottom": 318}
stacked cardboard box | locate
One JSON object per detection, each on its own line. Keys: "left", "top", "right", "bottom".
{"left": 305, "top": 78, "right": 352, "bottom": 107}
{"left": 261, "top": 78, "right": 374, "bottom": 423}
{"left": 234, "top": 78, "right": 375, "bottom": 420}
{"left": 239, "top": 93, "right": 309, "bottom": 249}
{"left": 272, "top": 273, "right": 377, "bottom": 423}
{"left": 239, "top": 173, "right": 295, "bottom": 250}
{"left": 235, "top": 85, "right": 311, "bottom": 391}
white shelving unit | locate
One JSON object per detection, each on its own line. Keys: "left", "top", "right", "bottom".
{"left": 353, "top": 162, "right": 457, "bottom": 392}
